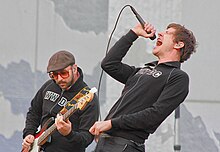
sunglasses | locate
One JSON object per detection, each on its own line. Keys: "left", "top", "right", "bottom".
{"left": 49, "top": 69, "right": 70, "bottom": 80}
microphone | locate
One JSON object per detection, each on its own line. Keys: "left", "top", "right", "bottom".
{"left": 130, "top": 6, "right": 156, "bottom": 40}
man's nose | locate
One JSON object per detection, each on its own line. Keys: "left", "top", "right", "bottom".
{"left": 158, "top": 32, "right": 163, "bottom": 37}
{"left": 57, "top": 74, "right": 63, "bottom": 81}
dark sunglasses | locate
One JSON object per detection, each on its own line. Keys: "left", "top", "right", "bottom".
{"left": 49, "top": 69, "right": 70, "bottom": 80}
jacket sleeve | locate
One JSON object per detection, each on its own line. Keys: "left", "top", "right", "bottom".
{"left": 101, "top": 30, "right": 138, "bottom": 84}
{"left": 23, "top": 83, "right": 48, "bottom": 138}
{"left": 23, "top": 80, "right": 53, "bottom": 138}
{"left": 65, "top": 94, "right": 99, "bottom": 147}
{"left": 111, "top": 70, "right": 189, "bottom": 133}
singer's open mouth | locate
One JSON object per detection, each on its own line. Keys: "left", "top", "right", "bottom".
{"left": 156, "top": 40, "right": 162, "bottom": 46}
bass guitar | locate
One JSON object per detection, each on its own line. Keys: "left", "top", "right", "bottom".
{"left": 22, "top": 87, "right": 97, "bottom": 152}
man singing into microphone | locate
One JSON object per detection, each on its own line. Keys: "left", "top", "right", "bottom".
{"left": 89, "top": 22, "right": 197, "bottom": 152}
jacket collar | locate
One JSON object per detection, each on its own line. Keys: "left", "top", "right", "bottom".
{"left": 67, "top": 67, "right": 85, "bottom": 92}
{"left": 145, "top": 61, "right": 181, "bottom": 69}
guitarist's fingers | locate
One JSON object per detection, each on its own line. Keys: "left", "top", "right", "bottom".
{"left": 55, "top": 114, "right": 72, "bottom": 136}
{"left": 21, "top": 145, "right": 29, "bottom": 152}
{"left": 56, "top": 113, "right": 63, "bottom": 120}
{"left": 26, "top": 134, "right": 34, "bottom": 143}
{"left": 55, "top": 113, "right": 64, "bottom": 126}
{"left": 24, "top": 135, "right": 34, "bottom": 144}
{"left": 22, "top": 134, "right": 34, "bottom": 149}
{"left": 21, "top": 142, "right": 31, "bottom": 152}
{"left": 66, "top": 118, "right": 71, "bottom": 124}
{"left": 56, "top": 113, "right": 71, "bottom": 126}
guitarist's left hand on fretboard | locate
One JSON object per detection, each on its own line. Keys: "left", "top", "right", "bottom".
{"left": 55, "top": 113, "right": 72, "bottom": 136}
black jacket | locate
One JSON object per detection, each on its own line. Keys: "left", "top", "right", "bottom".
{"left": 23, "top": 68, "right": 99, "bottom": 152}
{"left": 102, "top": 30, "right": 189, "bottom": 144}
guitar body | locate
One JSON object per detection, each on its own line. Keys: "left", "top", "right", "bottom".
{"left": 28, "top": 117, "right": 54, "bottom": 152}
{"left": 29, "top": 138, "right": 42, "bottom": 152}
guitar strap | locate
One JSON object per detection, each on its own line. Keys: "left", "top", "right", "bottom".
{"left": 60, "top": 86, "right": 92, "bottom": 114}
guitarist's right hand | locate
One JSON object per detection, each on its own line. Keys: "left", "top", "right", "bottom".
{"left": 22, "top": 134, "right": 34, "bottom": 152}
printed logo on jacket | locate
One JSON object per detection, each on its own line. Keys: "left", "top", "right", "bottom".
{"left": 44, "top": 91, "right": 68, "bottom": 106}
{"left": 138, "top": 67, "right": 162, "bottom": 78}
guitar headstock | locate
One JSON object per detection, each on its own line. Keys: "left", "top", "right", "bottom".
{"left": 76, "top": 87, "right": 97, "bottom": 110}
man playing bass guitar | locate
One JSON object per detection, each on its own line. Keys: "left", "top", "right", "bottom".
{"left": 22, "top": 50, "right": 99, "bottom": 152}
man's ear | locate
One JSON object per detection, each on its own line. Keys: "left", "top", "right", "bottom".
{"left": 72, "top": 64, "right": 77, "bottom": 73}
{"left": 174, "top": 42, "right": 184, "bottom": 49}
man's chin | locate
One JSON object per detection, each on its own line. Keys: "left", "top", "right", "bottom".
{"left": 59, "top": 84, "right": 67, "bottom": 89}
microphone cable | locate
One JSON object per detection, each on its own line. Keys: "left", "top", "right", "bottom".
{"left": 97, "top": 4, "right": 134, "bottom": 121}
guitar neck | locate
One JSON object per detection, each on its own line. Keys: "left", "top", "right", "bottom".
{"left": 38, "top": 123, "right": 56, "bottom": 146}
{"left": 63, "top": 104, "right": 77, "bottom": 120}
{"left": 37, "top": 104, "right": 78, "bottom": 146}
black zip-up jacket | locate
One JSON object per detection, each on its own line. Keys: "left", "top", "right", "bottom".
{"left": 23, "top": 68, "right": 99, "bottom": 152}
{"left": 102, "top": 30, "right": 189, "bottom": 144}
